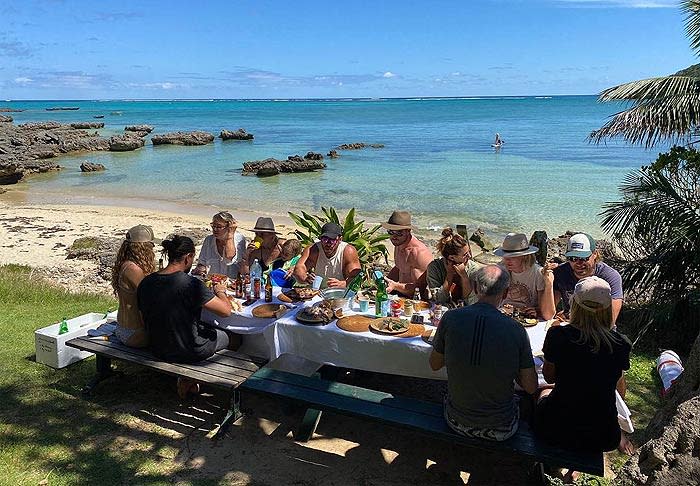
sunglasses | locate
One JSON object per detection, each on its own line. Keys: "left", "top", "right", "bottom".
{"left": 210, "top": 224, "right": 228, "bottom": 230}
{"left": 387, "top": 230, "right": 405, "bottom": 236}
{"left": 567, "top": 256, "right": 590, "bottom": 263}
{"left": 320, "top": 236, "right": 339, "bottom": 244}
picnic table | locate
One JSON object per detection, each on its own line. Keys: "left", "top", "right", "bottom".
{"left": 203, "top": 294, "right": 550, "bottom": 381}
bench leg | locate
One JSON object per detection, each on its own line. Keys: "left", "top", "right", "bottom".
{"left": 210, "top": 389, "right": 243, "bottom": 440}
{"left": 81, "top": 355, "right": 115, "bottom": 396}
{"left": 295, "top": 408, "right": 322, "bottom": 442}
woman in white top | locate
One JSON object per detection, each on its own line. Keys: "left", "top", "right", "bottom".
{"left": 194, "top": 211, "right": 247, "bottom": 279}
{"left": 494, "top": 232, "right": 556, "bottom": 320}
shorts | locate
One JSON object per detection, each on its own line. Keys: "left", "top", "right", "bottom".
{"left": 214, "top": 329, "right": 230, "bottom": 352}
{"left": 444, "top": 397, "right": 520, "bottom": 442}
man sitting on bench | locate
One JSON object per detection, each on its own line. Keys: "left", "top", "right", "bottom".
{"left": 138, "top": 235, "right": 237, "bottom": 398}
{"left": 429, "top": 265, "right": 538, "bottom": 441}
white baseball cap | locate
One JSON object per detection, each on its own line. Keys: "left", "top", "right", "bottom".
{"left": 565, "top": 233, "right": 596, "bottom": 259}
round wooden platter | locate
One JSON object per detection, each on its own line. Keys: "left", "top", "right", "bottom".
{"left": 336, "top": 315, "right": 376, "bottom": 333}
{"left": 252, "top": 303, "right": 286, "bottom": 318}
{"left": 368, "top": 320, "right": 425, "bottom": 338}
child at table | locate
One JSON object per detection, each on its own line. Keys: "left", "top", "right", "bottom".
{"left": 270, "top": 239, "right": 303, "bottom": 287}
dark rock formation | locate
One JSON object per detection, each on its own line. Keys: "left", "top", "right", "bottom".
{"left": 327, "top": 150, "right": 340, "bottom": 158}
{"left": 1, "top": 120, "right": 111, "bottom": 184}
{"left": 470, "top": 228, "right": 495, "bottom": 251}
{"left": 125, "top": 124, "right": 153, "bottom": 134}
{"left": 108, "top": 134, "right": 144, "bottom": 152}
{"left": 220, "top": 128, "right": 253, "bottom": 140}
{"left": 242, "top": 157, "right": 327, "bottom": 177}
{"left": 337, "top": 142, "right": 367, "bottom": 150}
{"left": 529, "top": 231, "right": 548, "bottom": 266}
{"left": 46, "top": 107, "right": 79, "bottom": 111}
{"left": 304, "top": 151, "right": 324, "bottom": 160}
{"left": 152, "top": 131, "right": 214, "bottom": 146}
{"left": 0, "top": 108, "right": 25, "bottom": 112}
{"left": 94, "top": 115, "right": 104, "bottom": 119}
{"left": 0, "top": 115, "right": 12, "bottom": 123}
{"left": 70, "top": 122, "right": 104, "bottom": 129}
{"left": 336, "top": 142, "right": 385, "bottom": 150}
{"left": 80, "top": 161, "right": 106, "bottom": 172}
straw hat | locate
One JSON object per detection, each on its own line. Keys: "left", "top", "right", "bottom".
{"left": 250, "top": 217, "right": 281, "bottom": 234}
{"left": 381, "top": 210, "right": 416, "bottom": 231}
{"left": 493, "top": 233, "right": 538, "bottom": 258}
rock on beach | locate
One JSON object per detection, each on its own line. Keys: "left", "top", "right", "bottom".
{"left": 242, "top": 156, "right": 327, "bottom": 177}
{"left": 0, "top": 115, "right": 13, "bottom": 123}
{"left": 151, "top": 131, "right": 215, "bottom": 146}
{"left": 70, "top": 122, "right": 104, "bottom": 129}
{"left": 80, "top": 161, "right": 106, "bottom": 172}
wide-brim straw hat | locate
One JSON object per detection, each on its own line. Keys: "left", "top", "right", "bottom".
{"left": 381, "top": 210, "right": 417, "bottom": 231}
{"left": 249, "top": 217, "right": 281, "bottom": 234}
{"left": 493, "top": 232, "right": 539, "bottom": 258}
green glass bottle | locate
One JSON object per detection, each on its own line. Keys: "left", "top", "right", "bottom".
{"left": 373, "top": 270, "right": 388, "bottom": 317}
{"left": 58, "top": 317, "right": 69, "bottom": 335}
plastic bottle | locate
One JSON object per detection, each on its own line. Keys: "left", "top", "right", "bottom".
{"left": 657, "top": 350, "right": 684, "bottom": 396}
{"left": 250, "top": 259, "right": 262, "bottom": 299}
{"left": 58, "top": 317, "right": 69, "bottom": 335}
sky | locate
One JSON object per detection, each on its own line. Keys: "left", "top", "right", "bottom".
{"left": 0, "top": 0, "right": 696, "bottom": 99}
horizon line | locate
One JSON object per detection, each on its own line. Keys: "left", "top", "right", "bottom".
{"left": 3, "top": 94, "right": 598, "bottom": 102}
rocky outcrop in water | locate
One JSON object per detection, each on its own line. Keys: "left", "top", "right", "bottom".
{"left": 108, "top": 134, "right": 144, "bottom": 151}
{"left": 327, "top": 150, "right": 340, "bottom": 158}
{"left": 242, "top": 156, "right": 327, "bottom": 177}
{"left": 125, "top": 125, "right": 153, "bottom": 134}
{"left": 70, "top": 122, "right": 104, "bottom": 129}
{"left": 336, "top": 142, "right": 385, "bottom": 150}
{"left": 304, "top": 151, "right": 323, "bottom": 160}
{"left": 0, "top": 115, "right": 12, "bottom": 123}
{"left": 220, "top": 128, "right": 254, "bottom": 140}
{"left": 0, "top": 108, "right": 24, "bottom": 112}
{"left": 46, "top": 107, "right": 79, "bottom": 111}
{"left": 80, "top": 161, "right": 106, "bottom": 172}
{"left": 152, "top": 131, "right": 214, "bottom": 146}
{"left": 0, "top": 121, "right": 111, "bottom": 184}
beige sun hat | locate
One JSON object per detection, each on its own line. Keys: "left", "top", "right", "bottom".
{"left": 381, "top": 210, "right": 417, "bottom": 231}
{"left": 573, "top": 276, "right": 612, "bottom": 311}
{"left": 493, "top": 232, "right": 539, "bottom": 258}
{"left": 126, "top": 224, "right": 160, "bottom": 243}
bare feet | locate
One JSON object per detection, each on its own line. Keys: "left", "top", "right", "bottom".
{"left": 562, "top": 469, "right": 580, "bottom": 483}
{"left": 618, "top": 431, "right": 636, "bottom": 455}
{"left": 177, "top": 377, "right": 200, "bottom": 399}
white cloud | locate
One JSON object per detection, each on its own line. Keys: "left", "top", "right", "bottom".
{"left": 14, "top": 76, "right": 32, "bottom": 84}
{"left": 383, "top": 71, "right": 396, "bottom": 78}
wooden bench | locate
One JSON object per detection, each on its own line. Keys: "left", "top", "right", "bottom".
{"left": 240, "top": 367, "right": 604, "bottom": 477}
{"left": 66, "top": 336, "right": 264, "bottom": 438}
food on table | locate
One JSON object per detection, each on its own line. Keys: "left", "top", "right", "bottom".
{"left": 378, "top": 317, "right": 409, "bottom": 332}
{"left": 524, "top": 318, "right": 538, "bottom": 326}
{"left": 283, "top": 287, "right": 320, "bottom": 301}
{"left": 205, "top": 273, "right": 234, "bottom": 290}
{"left": 297, "top": 301, "right": 335, "bottom": 323}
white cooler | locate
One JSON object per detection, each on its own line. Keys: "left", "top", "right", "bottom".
{"left": 35, "top": 311, "right": 117, "bottom": 369}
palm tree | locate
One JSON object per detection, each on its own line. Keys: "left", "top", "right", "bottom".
{"left": 589, "top": 1, "right": 700, "bottom": 148}
{"left": 590, "top": 2, "right": 700, "bottom": 484}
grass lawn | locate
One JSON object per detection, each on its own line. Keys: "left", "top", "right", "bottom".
{"left": 0, "top": 264, "right": 663, "bottom": 485}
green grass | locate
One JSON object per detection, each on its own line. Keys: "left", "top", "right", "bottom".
{"left": 68, "top": 237, "right": 101, "bottom": 251}
{"left": 0, "top": 264, "right": 664, "bottom": 485}
{"left": 0, "top": 264, "right": 196, "bottom": 485}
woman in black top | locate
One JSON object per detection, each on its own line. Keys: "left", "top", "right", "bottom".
{"left": 535, "top": 276, "right": 631, "bottom": 478}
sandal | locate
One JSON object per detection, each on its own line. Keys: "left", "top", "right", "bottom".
{"left": 177, "top": 377, "right": 200, "bottom": 399}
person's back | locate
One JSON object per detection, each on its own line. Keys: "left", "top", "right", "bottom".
{"left": 138, "top": 271, "right": 219, "bottom": 363}
{"left": 430, "top": 264, "right": 537, "bottom": 441}
{"left": 436, "top": 303, "right": 533, "bottom": 431}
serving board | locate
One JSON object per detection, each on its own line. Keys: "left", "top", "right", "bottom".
{"left": 252, "top": 304, "right": 285, "bottom": 318}
{"left": 336, "top": 315, "right": 376, "bottom": 333}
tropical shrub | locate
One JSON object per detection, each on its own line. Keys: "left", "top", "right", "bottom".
{"left": 601, "top": 146, "right": 700, "bottom": 348}
{"left": 288, "top": 207, "right": 389, "bottom": 268}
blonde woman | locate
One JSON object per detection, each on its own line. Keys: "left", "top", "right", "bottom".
{"left": 194, "top": 211, "right": 247, "bottom": 278}
{"left": 535, "top": 276, "right": 631, "bottom": 479}
{"left": 494, "top": 233, "right": 556, "bottom": 320}
{"left": 111, "top": 225, "right": 157, "bottom": 348}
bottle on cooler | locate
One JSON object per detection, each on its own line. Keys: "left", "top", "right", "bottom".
{"left": 58, "top": 317, "right": 69, "bottom": 335}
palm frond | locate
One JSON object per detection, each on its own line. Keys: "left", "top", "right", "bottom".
{"left": 684, "top": 0, "right": 700, "bottom": 53}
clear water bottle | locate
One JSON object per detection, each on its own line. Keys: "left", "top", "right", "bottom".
{"left": 657, "top": 350, "right": 684, "bottom": 396}
{"left": 250, "top": 259, "right": 263, "bottom": 299}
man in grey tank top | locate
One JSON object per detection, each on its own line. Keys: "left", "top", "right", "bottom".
{"left": 294, "top": 222, "right": 361, "bottom": 289}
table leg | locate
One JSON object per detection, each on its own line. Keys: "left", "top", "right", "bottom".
{"left": 210, "top": 389, "right": 243, "bottom": 439}
{"left": 81, "top": 355, "right": 115, "bottom": 396}
{"left": 296, "top": 408, "right": 322, "bottom": 442}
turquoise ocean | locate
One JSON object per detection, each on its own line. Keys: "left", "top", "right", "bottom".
{"left": 6, "top": 96, "right": 661, "bottom": 238}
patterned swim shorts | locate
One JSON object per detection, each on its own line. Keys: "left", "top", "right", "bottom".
{"left": 444, "top": 398, "right": 520, "bottom": 442}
